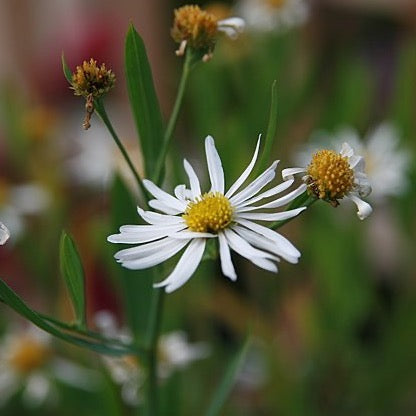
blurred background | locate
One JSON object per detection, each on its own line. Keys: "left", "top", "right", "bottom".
{"left": 0, "top": 0, "right": 415, "bottom": 415}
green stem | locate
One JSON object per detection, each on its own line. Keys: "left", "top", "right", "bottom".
{"left": 153, "top": 50, "right": 194, "bottom": 185}
{"left": 94, "top": 99, "right": 149, "bottom": 202}
{"left": 145, "top": 288, "right": 165, "bottom": 416}
{"left": 255, "top": 80, "right": 278, "bottom": 177}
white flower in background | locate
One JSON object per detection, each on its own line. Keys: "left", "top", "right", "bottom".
{"left": 108, "top": 135, "right": 306, "bottom": 293}
{"left": 65, "top": 124, "right": 115, "bottom": 188}
{"left": 295, "top": 123, "right": 410, "bottom": 202}
{"left": 0, "top": 325, "right": 97, "bottom": 408}
{"left": 0, "top": 182, "right": 50, "bottom": 241}
{"left": 283, "top": 142, "right": 372, "bottom": 220}
{"left": 94, "top": 311, "right": 209, "bottom": 406}
{"left": 236, "top": 0, "right": 309, "bottom": 33}
{"left": 0, "top": 222, "right": 10, "bottom": 245}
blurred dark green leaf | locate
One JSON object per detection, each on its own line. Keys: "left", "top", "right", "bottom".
{"left": 205, "top": 336, "right": 250, "bottom": 416}
{"left": 125, "top": 24, "right": 164, "bottom": 178}
{"left": 60, "top": 231, "right": 87, "bottom": 329}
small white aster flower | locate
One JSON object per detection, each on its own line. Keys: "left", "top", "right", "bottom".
{"left": 283, "top": 142, "right": 372, "bottom": 220}
{"left": 0, "top": 325, "right": 96, "bottom": 408}
{"left": 0, "top": 222, "right": 10, "bottom": 245}
{"left": 108, "top": 135, "right": 306, "bottom": 293}
{"left": 94, "top": 311, "right": 209, "bottom": 405}
{"left": 295, "top": 123, "right": 410, "bottom": 202}
{"left": 236, "top": 0, "right": 309, "bottom": 33}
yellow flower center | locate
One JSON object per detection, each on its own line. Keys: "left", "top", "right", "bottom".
{"left": 265, "top": 0, "right": 286, "bottom": 9}
{"left": 171, "top": 5, "right": 219, "bottom": 51}
{"left": 9, "top": 336, "right": 50, "bottom": 374}
{"left": 71, "top": 58, "right": 115, "bottom": 99}
{"left": 183, "top": 192, "right": 233, "bottom": 233}
{"left": 306, "top": 149, "right": 354, "bottom": 200}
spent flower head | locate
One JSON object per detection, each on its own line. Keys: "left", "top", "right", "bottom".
{"left": 283, "top": 142, "right": 372, "bottom": 220}
{"left": 171, "top": 4, "right": 245, "bottom": 61}
{"left": 71, "top": 58, "right": 115, "bottom": 129}
{"left": 108, "top": 135, "right": 306, "bottom": 293}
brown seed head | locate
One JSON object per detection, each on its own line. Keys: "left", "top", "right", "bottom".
{"left": 71, "top": 58, "right": 115, "bottom": 99}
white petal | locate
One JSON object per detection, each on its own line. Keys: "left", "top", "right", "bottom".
{"left": 236, "top": 206, "right": 306, "bottom": 221}
{"left": 339, "top": 142, "right": 354, "bottom": 158}
{"left": 115, "top": 237, "right": 182, "bottom": 261}
{"left": 281, "top": 167, "right": 306, "bottom": 181}
{"left": 143, "top": 179, "right": 187, "bottom": 211}
{"left": 233, "top": 224, "right": 299, "bottom": 264}
{"left": 235, "top": 179, "right": 294, "bottom": 208}
{"left": 137, "top": 207, "right": 184, "bottom": 225}
{"left": 237, "top": 184, "right": 307, "bottom": 212}
{"left": 230, "top": 161, "right": 279, "bottom": 206}
{"left": 223, "top": 228, "right": 278, "bottom": 261}
{"left": 218, "top": 232, "right": 237, "bottom": 280}
{"left": 108, "top": 223, "right": 186, "bottom": 244}
{"left": 120, "top": 239, "right": 189, "bottom": 270}
{"left": 226, "top": 135, "right": 261, "bottom": 198}
{"left": 0, "top": 222, "right": 10, "bottom": 245}
{"left": 154, "top": 239, "right": 206, "bottom": 293}
{"left": 235, "top": 218, "right": 301, "bottom": 263}
{"left": 183, "top": 159, "right": 201, "bottom": 198}
{"left": 148, "top": 199, "right": 184, "bottom": 215}
{"left": 23, "top": 373, "right": 51, "bottom": 408}
{"left": 0, "top": 369, "right": 19, "bottom": 407}
{"left": 205, "top": 136, "right": 225, "bottom": 193}
{"left": 348, "top": 194, "right": 373, "bottom": 220}
{"left": 218, "top": 17, "right": 245, "bottom": 39}
{"left": 170, "top": 231, "right": 216, "bottom": 239}
{"left": 174, "top": 184, "right": 187, "bottom": 201}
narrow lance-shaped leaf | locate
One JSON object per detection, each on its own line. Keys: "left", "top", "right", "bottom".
{"left": 205, "top": 336, "right": 251, "bottom": 416}
{"left": 61, "top": 53, "right": 73, "bottom": 84}
{"left": 125, "top": 24, "right": 164, "bottom": 178}
{"left": 60, "top": 231, "right": 87, "bottom": 329}
{"left": 0, "top": 279, "right": 138, "bottom": 356}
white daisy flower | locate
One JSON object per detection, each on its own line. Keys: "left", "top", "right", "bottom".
{"left": 94, "top": 311, "right": 209, "bottom": 405}
{"left": 283, "top": 142, "right": 372, "bottom": 220}
{"left": 0, "top": 325, "right": 97, "bottom": 408}
{"left": 108, "top": 135, "right": 306, "bottom": 293}
{"left": 0, "top": 182, "right": 50, "bottom": 242}
{"left": 294, "top": 123, "right": 410, "bottom": 202}
{"left": 0, "top": 222, "right": 10, "bottom": 245}
{"left": 236, "top": 0, "right": 309, "bottom": 33}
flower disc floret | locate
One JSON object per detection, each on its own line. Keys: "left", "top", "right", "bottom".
{"left": 71, "top": 58, "right": 115, "bottom": 99}
{"left": 306, "top": 149, "right": 354, "bottom": 200}
{"left": 171, "top": 5, "right": 218, "bottom": 51}
{"left": 183, "top": 192, "right": 233, "bottom": 233}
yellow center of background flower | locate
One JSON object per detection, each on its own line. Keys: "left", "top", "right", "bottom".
{"left": 265, "top": 0, "right": 286, "bottom": 9}
{"left": 183, "top": 192, "right": 233, "bottom": 233}
{"left": 9, "top": 336, "right": 50, "bottom": 374}
{"left": 306, "top": 150, "right": 354, "bottom": 200}
{"left": 171, "top": 5, "right": 218, "bottom": 50}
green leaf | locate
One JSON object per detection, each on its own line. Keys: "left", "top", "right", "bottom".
{"left": 125, "top": 24, "right": 164, "bottom": 178}
{"left": 205, "top": 336, "right": 251, "bottom": 416}
{"left": 61, "top": 53, "right": 73, "bottom": 84}
{"left": 109, "top": 175, "right": 154, "bottom": 343}
{"left": 0, "top": 279, "right": 139, "bottom": 356}
{"left": 60, "top": 231, "right": 87, "bottom": 329}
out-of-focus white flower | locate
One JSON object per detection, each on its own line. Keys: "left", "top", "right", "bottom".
{"left": 236, "top": 0, "right": 309, "bottom": 33}
{"left": 0, "top": 222, "right": 10, "bottom": 245}
{"left": 0, "top": 182, "right": 50, "bottom": 241}
{"left": 283, "top": 142, "right": 372, "bottom": 220}
{"left": 65, "top": 124, "right": 115, "bottom": 188}
{"left": 295, "top": 123, "right": 410, "bottom": 202}
{"left": 108, "top": 135, "right": 306, "bottom": 293}
{"left": 0, "top": 325, "right": 96, "bottom": 408}
{"left": 94, "top": 311, "right": 209, "bottom": 406}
